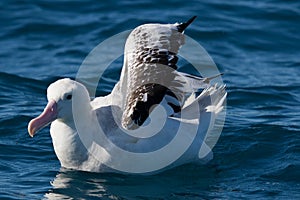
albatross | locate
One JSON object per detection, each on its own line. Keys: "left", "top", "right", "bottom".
{"left": 28, "top": 16, "right": 227, "bottom": 174}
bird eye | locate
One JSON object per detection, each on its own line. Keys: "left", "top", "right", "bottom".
{"left": 66, "top": 94, "right": 72, "bottom": 100}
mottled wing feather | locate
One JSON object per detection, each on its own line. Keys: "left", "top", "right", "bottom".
{"left": 120, "top": 18, "right": 195, "bottom": 130}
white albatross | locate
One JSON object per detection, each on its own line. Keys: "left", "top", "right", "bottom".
{"left": 28, "top": 16, "right": 227, "bottom": 174}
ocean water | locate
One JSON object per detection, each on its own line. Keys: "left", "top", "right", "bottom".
{"left": 1, "top": 0, "right": 300, "bottom": 199}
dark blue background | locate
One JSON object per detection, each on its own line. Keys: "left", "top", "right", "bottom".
{"left": 0, "top": 0, "right": 299, "bottom": 199}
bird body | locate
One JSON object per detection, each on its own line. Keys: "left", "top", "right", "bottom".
{"left": 28, "top": 17, "right": 227, "bottom": 174}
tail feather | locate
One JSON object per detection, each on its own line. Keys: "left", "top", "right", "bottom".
{"left": 169, "top": 84, "right": 226, "bottom": 124}
{"left": 181, "top": 84, "right": 227, "bottom": 116}
{"left": 179, "top": 72, "right": 223, "bottom": 91}
{"left": 165, "top": 72, "right": 224, "bottom": 111}
{"left": 205, "top": 85, "right": 227, "bottom": 114}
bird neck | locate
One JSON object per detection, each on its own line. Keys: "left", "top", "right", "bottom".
{"left": 50, "top": 102, "right": 94, "bottom": 169}
{"left": 50, "top": 119, "right": 89, "bottom": 169}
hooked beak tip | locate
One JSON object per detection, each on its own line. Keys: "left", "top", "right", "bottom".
{"left": 28, "top": 119, "right": 37, "bottom": 137}
{"left": 27, "top": 100, "right": 58, "bottom": 138}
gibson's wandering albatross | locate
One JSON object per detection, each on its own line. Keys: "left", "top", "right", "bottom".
{"left": 28, "top": 16, "right": 227, "bottom": 174}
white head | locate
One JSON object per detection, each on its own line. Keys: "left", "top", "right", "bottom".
{"left": 28, "top": 78, "right": 91, "bottom": 137}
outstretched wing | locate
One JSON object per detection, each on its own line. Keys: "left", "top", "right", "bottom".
{"left": 119, "top": 16, "right": 197, "bottom": 130}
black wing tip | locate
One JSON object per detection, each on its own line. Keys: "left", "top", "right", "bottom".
{"left": 177, "top": 16, "right": 197, "bottom": 33}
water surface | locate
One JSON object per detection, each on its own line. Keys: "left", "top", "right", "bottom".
{"left": 0, "top": 0, "right": 299, "bottom": 199}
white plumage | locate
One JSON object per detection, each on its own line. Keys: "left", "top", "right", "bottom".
{"left": 28, "top": 17, "right": 227, "bottom": 174}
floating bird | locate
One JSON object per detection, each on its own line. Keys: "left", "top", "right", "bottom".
{"left": 28, "top": 16, "right": 226, "bottom": 174}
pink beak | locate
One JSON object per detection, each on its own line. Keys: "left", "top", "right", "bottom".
{"left": 28, "top": 100, "right": 58, "bottom": 137}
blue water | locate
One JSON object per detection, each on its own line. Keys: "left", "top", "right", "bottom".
{"left": 1, "top": 0, "right": 300, "bottom": 199}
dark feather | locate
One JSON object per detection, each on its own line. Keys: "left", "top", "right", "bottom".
{"left": 177, "top": 16, "right": 197, "bottom": 33}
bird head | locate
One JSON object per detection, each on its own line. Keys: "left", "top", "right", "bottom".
{"left": 28, "top": 78, "right": 90, "bottom": 137}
